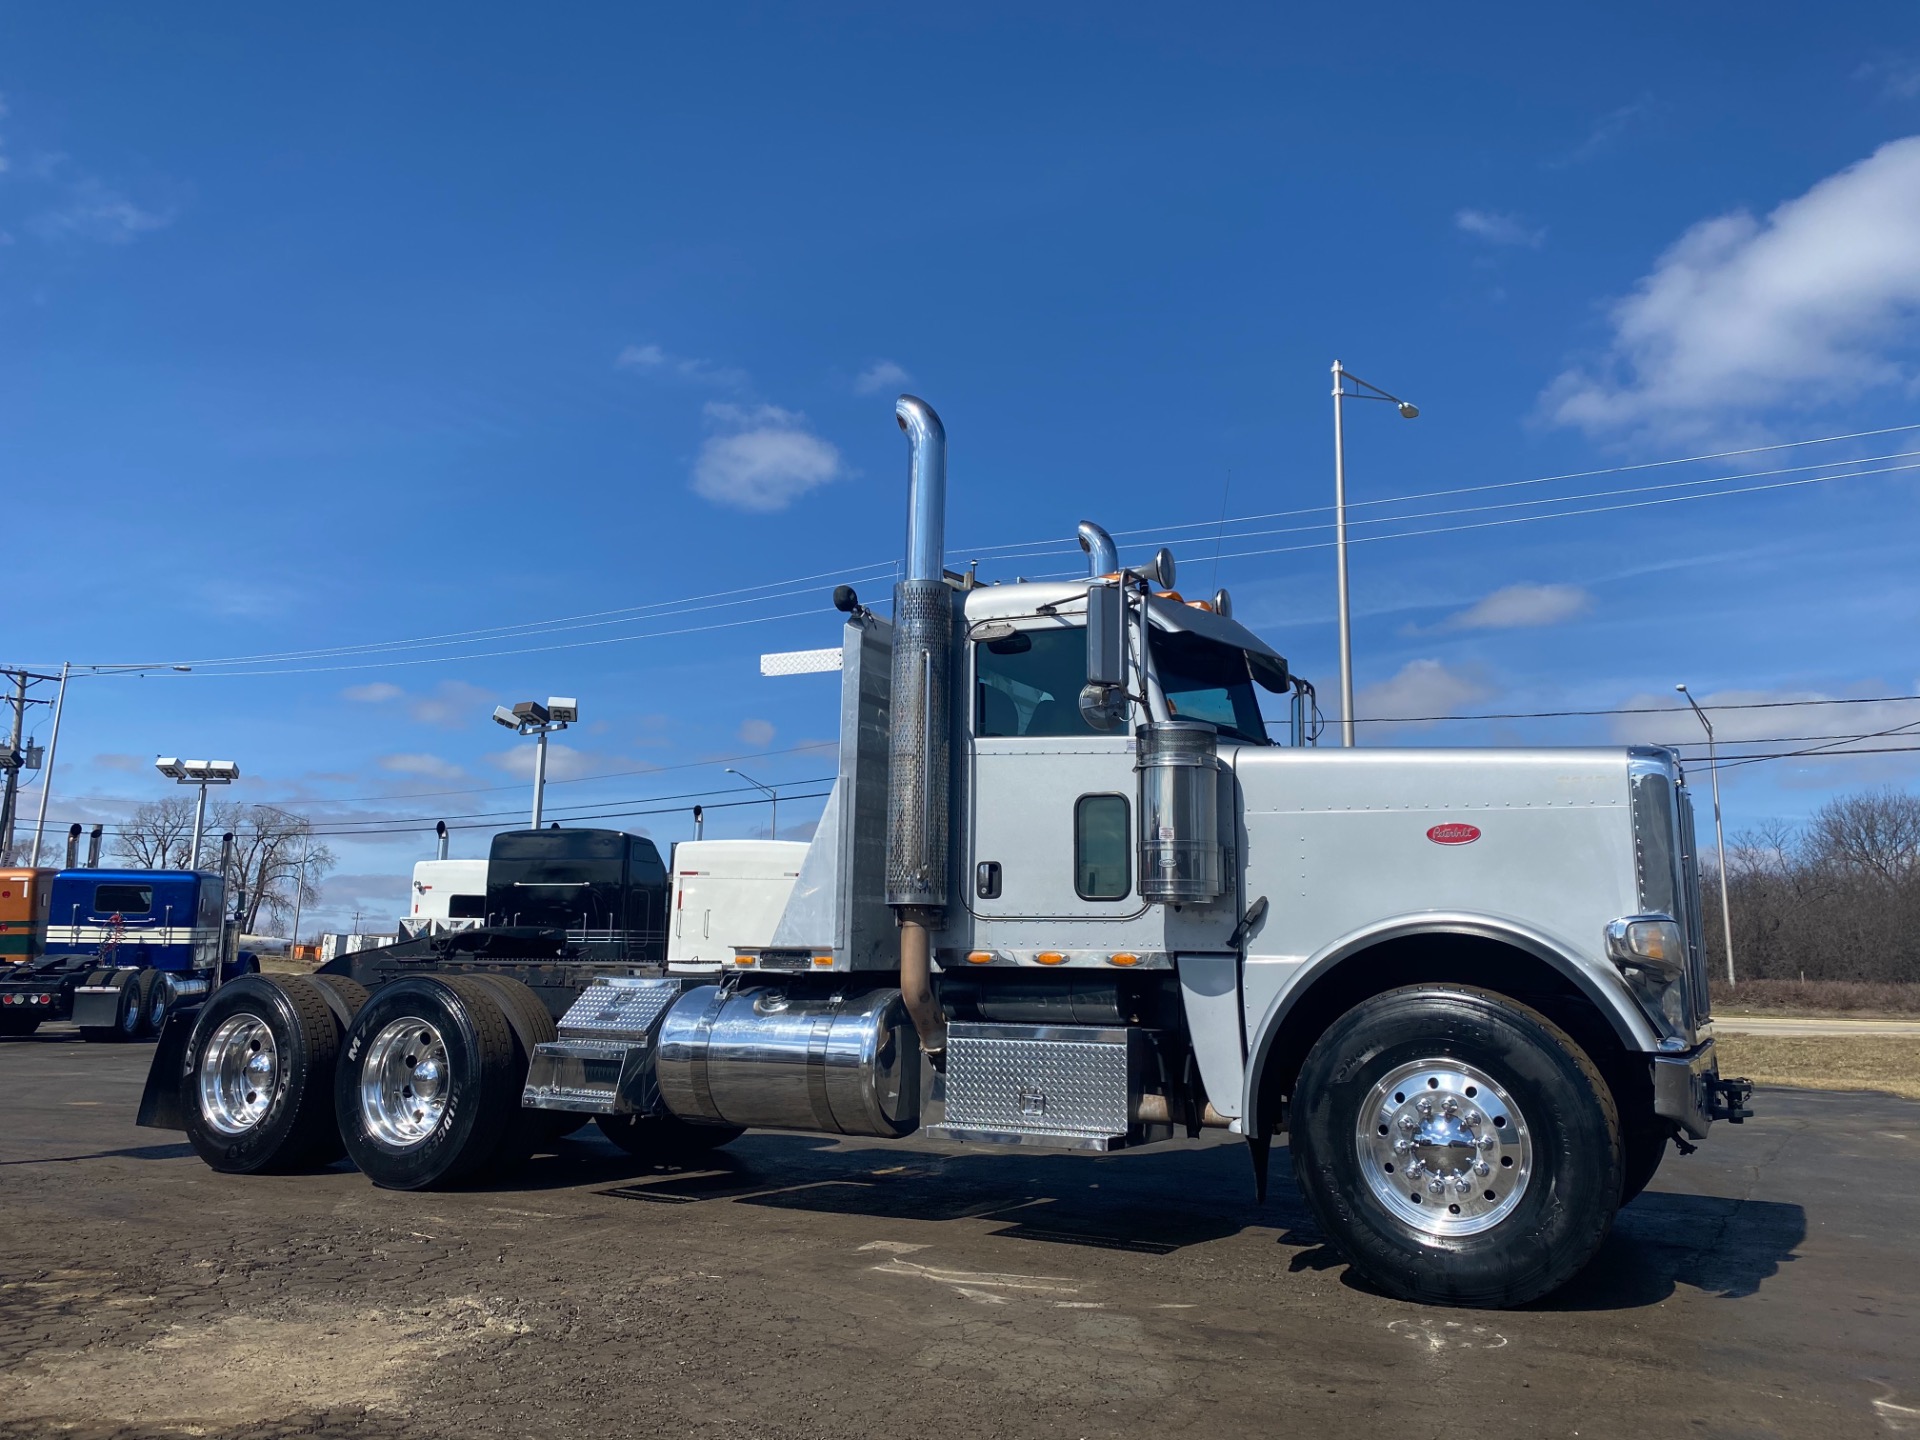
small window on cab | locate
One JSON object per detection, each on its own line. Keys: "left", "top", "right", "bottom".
{"left": 94, "top": 883, "right": 154, "bottom": 916}
{"left": 1075, "top": 794, "right": 1130, "bottom": 901}
{"left": 975, "top": 627, "right": 1100, "bottom": 738}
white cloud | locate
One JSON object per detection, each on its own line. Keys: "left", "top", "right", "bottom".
{"left": 1454, "top": 209, "right": 1546, "bottom": 248}
{"left": 1356, "top": 660, "right": 1492, "bottom": 727}
{"left": 487, "top": 741, "right": 596, "bottom": 781}
{"left": 737, "top": 718, "right": 776, "bottom": 746}
{"left": 338, "top": 680, "right": 491, "bottom": 729}
{"left": 28, "top": 175, "right": 173, "bottom": 244}
{"left": 1444, "top": 583, "right": 1592, "bottom": 630}
{"left": 1548, "top": 97, "right": 1655, "bottom": 169}
{"left": 1856, "top": 56, "right": 1920, "bottom": 102}
{"left": 1544, "top": 136, "right": 1920, "bottom": 441}
{"left": 378, "top": 752, "right": 466, "bottom": 780}
{"left": 692, "top": 402, "right": 843, "bottom": 512}
{"left": 853, "top": 359, "right": 913, "bottom": 395}
{"left": 616, "top": 342, "right": 747, "bottom": 389}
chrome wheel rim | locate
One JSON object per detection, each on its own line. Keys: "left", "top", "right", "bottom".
{"left": 149, "top": 981, "right": 170, "bottom": 1031}
{"left": 197, "top": 1014, "right": 279, "bottom": 1135}
{"left": 359, "top": 1017, "right": 450, "bottom": 1148}
{"left": 1357, "top": 1057, "right": 1533, "bottom": 1237}
{"left": 120, "top": 981, "right": 142, "bottom": 1033}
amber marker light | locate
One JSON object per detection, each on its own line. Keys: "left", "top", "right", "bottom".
{"left": 1036, "top": 951, "right": 1067, "bottom": 965}
{"left": 966, "top": 951, "right": 994, "bottom": 965}
{"left": 1108, "top": 952, "right": 1141, "bottom": 967}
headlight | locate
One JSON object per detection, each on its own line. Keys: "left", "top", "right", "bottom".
{"left": 1606, "top": 916, "right": 1688, "bottom": 1042}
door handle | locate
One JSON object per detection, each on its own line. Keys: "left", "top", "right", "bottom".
{"left": 976, "top": 861, "right": 1002, "bottom": 900}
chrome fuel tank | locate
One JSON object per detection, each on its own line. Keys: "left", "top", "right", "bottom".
{"left": 656, "top": 985, "right": 920, "bottom": 1138}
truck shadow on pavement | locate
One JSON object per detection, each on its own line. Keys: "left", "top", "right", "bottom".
{"left": 1277, "top": 1186, "right": 1806, "bottom": 1310}
{"left": 0, "top": 1140, "right": 197, "bottom": 1166}
{"left": 520, "top": 1132, "right": 1804, "bottom": 1309}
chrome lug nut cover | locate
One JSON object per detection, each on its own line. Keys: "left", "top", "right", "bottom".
{"left": 1357, "top": 1058, "right": 1534, "bottom": 1236}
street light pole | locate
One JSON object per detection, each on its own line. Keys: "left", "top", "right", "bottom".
{"left": 1331, "top": 361, "right": 1419, "bottom": 748}
{"left": 531, "top": 727, "right": 549, "bottom": 828}
{"left": 28, "top": 662, "right": 68, "bottom": 867}
{"left": 1677, "top": 684, "right": 1736, "bottom": 988}
{"left": 725, "top": 767, "right": 777, "bottom": 838}
{"left": 155, "top": 760, "right": 240, "bottom": 872}
{"left": 188, "top": 780, "right": 211, "bottom": 870}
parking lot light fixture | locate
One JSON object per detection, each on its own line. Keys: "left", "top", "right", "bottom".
{"left": 154, "top": 757, "right": 241, "bottom": 870}
{"left": 495, "top": 698, "right": 576, "bottom": 827}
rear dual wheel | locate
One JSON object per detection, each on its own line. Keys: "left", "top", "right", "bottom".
{"left": 181, "top": 975, "right": 350, "bottom": 1173}
{"left": 335, "top": 975, "right": 537, "bottom": 1190}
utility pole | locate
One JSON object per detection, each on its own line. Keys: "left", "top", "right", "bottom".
{"left": 0, "top": 670, "right": 26, "bottom": 857}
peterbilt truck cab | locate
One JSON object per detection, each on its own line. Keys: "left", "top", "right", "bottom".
{"left": 143, "top": 393, "right": 1749, "bottom": 1309}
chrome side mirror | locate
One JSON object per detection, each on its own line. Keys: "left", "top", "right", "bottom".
{"left": 1079, "top": 683, "right": 1128, "bottom": 731}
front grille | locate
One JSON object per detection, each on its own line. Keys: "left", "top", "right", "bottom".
{"left": 1675, "top": 787, "right": 1711, "bottom": 1025}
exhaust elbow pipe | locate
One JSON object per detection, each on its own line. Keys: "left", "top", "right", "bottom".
{"left": 65, "top": 823, "right": 81, "bottom": 869}
{"left": 888, "top": 395, "right": 952, "bottom": 1063}
{"left": 436, "top": 820, "right": 449, "bottom": 861}
{"left": 1077, "top": 521, "right": 1118, "bottom": 577}
{"left": 86, "top": 824, "right": 103, "bottom": 867}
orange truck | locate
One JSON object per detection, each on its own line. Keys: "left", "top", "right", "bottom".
{"left": 0, "top": 868, "right": 55, "bottom": 963}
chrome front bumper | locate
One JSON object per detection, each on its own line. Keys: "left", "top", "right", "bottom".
{"left": 1653, "top": 1038, "right": 1754, "bottom": 1139}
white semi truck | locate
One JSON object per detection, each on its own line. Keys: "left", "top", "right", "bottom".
{"left": 138, "top": 395, "right": 1749, "bottom": 1307}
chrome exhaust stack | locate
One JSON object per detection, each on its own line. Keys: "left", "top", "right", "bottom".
{"left": 888, "top": 395, "right": 951, "bottom": 1063}
{"left": 1077, "top": 520, "right": 1118, "bottom": 576}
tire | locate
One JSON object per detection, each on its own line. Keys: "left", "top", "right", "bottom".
{"left": 1289, "top": 984, "right": 1622, "bottom": 1308}
{"left": 309, "top": 974, "right": 370, "bottom": 1026}
{"left": 595, "top": 1113, "right": 745, "bottom": 1162}
{"left": 180, "top": 975, "right": 346, "bottom": 1174}
{"left": 120, "top": 971, "right": 157, "bottom": 1041}
{"left": 148, "top": 974, "right": 176, "bottom": 1034}
{"left": 464, "top": 973, "right": 559, "bottom": 1173}
{"left": 335, "top": 975, "right": 518, "bottom": 1190}
{"left": 1619, "top": 1121, "right": 1671, "bottom": 1206}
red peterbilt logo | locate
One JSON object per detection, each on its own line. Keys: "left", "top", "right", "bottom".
{"left": 1426, "top": 823, "right": 1482, "bottom": 846}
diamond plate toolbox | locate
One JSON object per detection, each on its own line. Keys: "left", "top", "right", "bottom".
{"left": 933, "top": 1022, "right": 1143, "bottom": 1150}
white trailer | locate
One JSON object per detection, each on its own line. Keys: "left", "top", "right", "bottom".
{"left": 142, "top": 393, "right": 1750, "bottom": 1308}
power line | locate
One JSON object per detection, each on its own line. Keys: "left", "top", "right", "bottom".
{"left": 1336, "top": 692, "right": 1920, "bottom": 726}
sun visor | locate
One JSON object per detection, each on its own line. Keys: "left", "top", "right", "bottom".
{"left": 1144, "top": 593, "right": 1290, "bottom": 689}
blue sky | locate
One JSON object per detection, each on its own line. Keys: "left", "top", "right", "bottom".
{"left": 3, "top": 6, "right": 1918, "bottom": 931}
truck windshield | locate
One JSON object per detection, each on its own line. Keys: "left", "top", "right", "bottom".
{"left": 1148, "top": 628, "right": 1270, "bottom": 745}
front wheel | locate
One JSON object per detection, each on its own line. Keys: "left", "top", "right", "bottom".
{"left": 1290, "top": 984, "right": 1621, "bottom": 1308}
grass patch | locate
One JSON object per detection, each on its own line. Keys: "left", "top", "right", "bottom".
{"left": 1710, "top": 977, "right": 1920, "bottom": 1017}
{"left": 1716, "top": 1033, "right": 1920, "bottom": 1101}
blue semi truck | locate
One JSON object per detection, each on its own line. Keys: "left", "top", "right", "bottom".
{"left": 0, "top": 863, "right": 256, "bottom": 1041}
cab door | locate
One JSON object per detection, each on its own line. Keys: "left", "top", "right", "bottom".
{"left": 967, "top": 622, "right": 1160, "bottom": 953}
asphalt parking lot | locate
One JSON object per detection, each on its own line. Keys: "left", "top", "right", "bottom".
{"left": 2, "top": 1028, "right": 1917, "bottom": 1440}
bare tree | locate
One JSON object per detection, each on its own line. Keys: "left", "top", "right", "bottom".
{"left": 1806, "top": 788, "right": 1920, "bottom": 886}
{"left": 209, "top": 804, "right": 335, "bottom": 936}
{"left": 112, "top": 797, "right": 201, "bottom": 869}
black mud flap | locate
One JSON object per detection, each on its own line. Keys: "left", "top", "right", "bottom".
{"left": 136, "top": 1004, "right": 201, "bottom": 1131}
{"left": 1707, "top": 1075, "right": 1754, "bottom": 1124}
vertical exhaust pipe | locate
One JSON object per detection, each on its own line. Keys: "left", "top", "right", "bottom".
{"left": 86, "top": 824, "right": 103, "bottom": 867}
{"left": 1077, "top": 521, "right": 1118, "bottom": 576}
{"left": 65, "top": 823, "right": 81, "bottom": 869}
{"left": 888, "top": 395, "right": 951, "bottom": 1063}
{"left": 436, "top": 820, "right": 449, "bottom": 861}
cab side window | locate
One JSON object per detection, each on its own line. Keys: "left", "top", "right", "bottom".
{"left": 1074, "top": 794, "right": 1131, "bottom": 900}
{"left": 975, "top": 628, "right": 1099, "bottom": 738}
